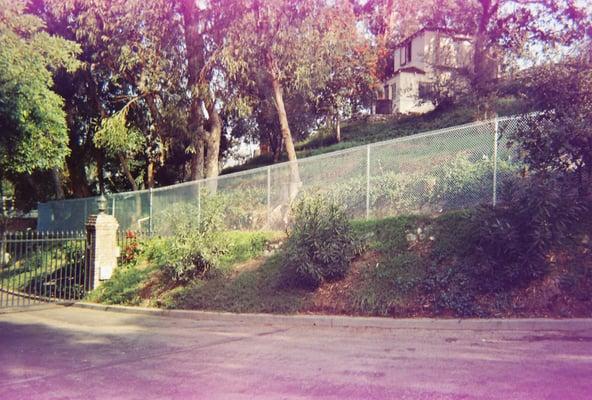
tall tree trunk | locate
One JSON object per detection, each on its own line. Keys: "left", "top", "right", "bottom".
{"left": 147, "top": 160, "right": 156, "bottom": 189}
{"left": 203, "top": 104, "right": 222, "bottom": 193}
{"left": 145, "top": 95, "right": 162, "bottom": 189}
{"left": 473, "top": 0, "right": 499, "bottom": 120}
{"left": 64, "top": 103, "right": 92, "bottom": 198}
{"left": 189, "top": 133, "right": 205, "bottom": 181}
{"left": 0, "top": 172, "right": 4, "bottom": 217}
{"left": 181, "top": 0, "right": 206, "bottom": 181}
{"left": 272, "top": 135, "right": 283, "bottom": 163}
{"left": 269, "top": 71, "right": 301, "bottom": 200}
{"left": 334, "top": 113, "right": 341, "bottom": 143}
{"left": 204, "top": 104, "right": 222, "bottom": 179}
{"left": 51, "top": 168, "right": 65, "bottom": 200}
{"left": 66, "top": 156, "right": 92, "bottom": 198}
{"left": 118, "top": 153, "right": 138, "bottom": 191}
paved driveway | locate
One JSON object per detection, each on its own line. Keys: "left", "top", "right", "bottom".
{"left": 1, "top": 305, "right": 591, "bottom": 400}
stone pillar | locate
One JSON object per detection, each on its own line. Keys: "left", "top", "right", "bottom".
{"left": 86, "top": 195, "right": 119, "bottom": 290}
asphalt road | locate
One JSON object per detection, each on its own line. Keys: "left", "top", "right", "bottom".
{"left": 1, "top": 305, "right": 591, "bottom": 400}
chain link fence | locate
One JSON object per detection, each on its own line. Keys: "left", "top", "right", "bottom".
{"left": 37, "top": 115, "right": 526, "bottom": 233}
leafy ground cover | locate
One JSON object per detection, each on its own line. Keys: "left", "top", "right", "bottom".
{"left": 88, "top": 209, "right": 592, "bottom": 318}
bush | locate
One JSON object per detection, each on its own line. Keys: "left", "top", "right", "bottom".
{"left": 362, "top": 254, "right": 426, "bottom": 313}
{"left": 149, "top": 198, "right": 228, "bottom": 283}
{"left": 152, "top": 186, "right": 268, "bottom": 232}
{"left": 325, "top": 153, "right": 519, "bottom": 220}
{"left": 280, "top": 194, "right": 358, "bottom": 289}
{"left": 470, "top": 175, "right": 588, "bottom": 292}
{"left": 153, "top": 194, "right": 225, "bottom": 236}
{"left": 421, "top": 263, "right": 480, "bottom": 317}
{"left": 147, "top": 232, "right": 226, "bottom": 284}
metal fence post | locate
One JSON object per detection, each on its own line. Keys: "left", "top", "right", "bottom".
{"left": 84, "top": 200, "right": 88, "bottom": 227}
{"left": 149, "top": 188, "right": 153, "bottom": 234}
{"left": 366, "top": 144, "right": 371, "bottom": 220}
{"left": 267, "top": 166, "right": 271, "bottom": 227}
{"left": 111, "top": 197, "right": 116, "bottom": 217}
{"left": 197, "top": 181, "right": 201, "bottom": 227}
{"left": 492, "top": 116, "right": 499, "bottom": 207}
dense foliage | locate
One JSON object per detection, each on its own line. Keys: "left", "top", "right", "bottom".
{"left": 1, "top": 0, "right": 588, "bottom": 210}
{"left": 279, "top": 195, "right": 359, "bottom": 289}
{"left": 510, "top": 53, "right": 592, "bottom": 194}
{"left": 0, "top": 0, "right": 80, "bottom": 174}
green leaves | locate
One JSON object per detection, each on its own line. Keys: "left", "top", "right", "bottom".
{"left": 0, "top": 2, "right": 81, "bottom": 174}
{"left": 93, "top": 104, "right": 145, "bottom": 156}
{"left": 280, "top": 194, "right": 358, "bottom": 289}
{"left": 511, "top": 56, "right": 592, "bottom": 190}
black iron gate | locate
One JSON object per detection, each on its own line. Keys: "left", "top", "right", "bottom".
{"left": 0, "top": 231, "right": 89, "bottom": 308}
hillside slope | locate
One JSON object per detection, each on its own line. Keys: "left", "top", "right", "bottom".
{"left": 223, "top": 99, "right": 530, "bottom": 174}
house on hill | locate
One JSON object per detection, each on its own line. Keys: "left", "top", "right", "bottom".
{"left": 374, "top": 28, "right": 473, "bottom": 115}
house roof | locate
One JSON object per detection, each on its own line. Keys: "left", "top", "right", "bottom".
{"left": 397, "top": 66, "right": 426, "bottom": 75}
{"left": 393, "top": 27, "right": 471, "bottom": 49}
{"left": 384, "top": 66, "right": 425, "bottom": 82}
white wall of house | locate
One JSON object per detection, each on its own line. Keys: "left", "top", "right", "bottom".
{"left": 393, "top": 31, "right": 427, "bottom": 72}
{"left": 423, "top": 31, "right": 473, "bottom": 72}
{"left": 383, "top": 72, "right": 435, "bottom": 115}
{"left": 397, "top": 72, "right": 435, "bottom": 114}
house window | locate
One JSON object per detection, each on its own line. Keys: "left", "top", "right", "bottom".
{"left": 384, "top": 84, "right": 389, "bottom": 99}
{"left": 418, "top": 82, "right": 433, "bottom": 101}
{"left": 391, "top": 83, "right": 396, "bottom": 99}
{"left": 400, "top": 41, "right": 412, "bottom": 66}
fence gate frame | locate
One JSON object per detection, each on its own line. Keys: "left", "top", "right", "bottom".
{"left": 0, "top": 230, "right": 89, "bottom": 308}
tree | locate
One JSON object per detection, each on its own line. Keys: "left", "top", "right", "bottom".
{"left": 222, "top": 0, "right": 371, "bottom": 197}
{"left": 43, "top": 0, "right": 232, "bottom": 194}
{"left": 423, "top": 0, "right": 590, "bottom": 118}
{"left": 0, "top": 0, "right": 80, "bottom": 187}
{"left": 510, "top": 48, "right": 592, "bottom": 196}
{"left": 314, "top": 2, "right": 377, "bottom": 142}
{"left": 39, "top": 0, "right": 180, "bottom": 192}
{"left": 353, "top": 0, "right": 429, "bottom": 83}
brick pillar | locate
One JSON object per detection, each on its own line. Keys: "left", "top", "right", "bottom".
{"left": 86, "top": 195, "right": 119, "bottom": 290}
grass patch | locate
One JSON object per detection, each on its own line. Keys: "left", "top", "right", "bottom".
{"left": 86, "top": 262, "right": 156, "bottom": 305}
{"left": 87, "top": 230, "right": 284, "bottom": 306}
{"left": 163, "top": 253, "right": 311, "bottom": 313}
{"left": 218, "top": 230, "right": 283, "bottom": 270}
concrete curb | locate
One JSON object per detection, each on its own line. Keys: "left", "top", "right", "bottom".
{"left": 0, "top": 303, "right": 66, "bottom": 315}
{"left": 70, "top": 302, "right": 592, "bottom": 332}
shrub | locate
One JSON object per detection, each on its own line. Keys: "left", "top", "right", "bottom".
{"left": 353, "top": 253, "right": 425, "bottom": 315}
{"left": 121, "top": 231, "right": 142, "bottom": 264}
{"left": 147, "top": 232, "right": 226, "bottom": 284}
{"left": 324, "top": 153, "right": 519, "bottom": 220}
{"left": 149, "top": 198, "right": 228, "bottom": 283}
{"left": 280, "top": 194, "right": 357, "bottom": 289}
{"left": 470, "top": 175, "right": 588, "bottom": 292}
{"left": 153, "top": 194, "right": 225, "bottom": 237}
{"left": 421, "top": 263, "right": 480, "bottom": 317}
{"left": 152, "top": 188, "right": 268, "bottom": 233}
